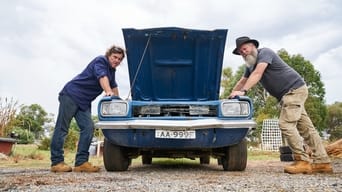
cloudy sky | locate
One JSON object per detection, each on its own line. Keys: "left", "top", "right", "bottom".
{"left": 1, "top": 0, "right": 341, "bottom": 118}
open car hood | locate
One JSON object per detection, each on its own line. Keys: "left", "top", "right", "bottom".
{"left": 122, "top": 27, "right": 228, "bottom": 101}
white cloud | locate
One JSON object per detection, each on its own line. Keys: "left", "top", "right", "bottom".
{"left": 314, "top": 46, "right": 342, "bottom": 104}
{"left": 1, "top": 0, "right": 341, "bottom": 117}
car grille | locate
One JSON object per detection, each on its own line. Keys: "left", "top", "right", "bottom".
{"left": 133, "top": 104, "right": 218, "bottom": 117}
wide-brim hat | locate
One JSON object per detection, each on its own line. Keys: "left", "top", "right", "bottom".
{"left": 232, "top": 36, "right": 259, "bottom": 55}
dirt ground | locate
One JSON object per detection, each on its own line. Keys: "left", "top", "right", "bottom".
{"left": 1, "top": 158, "right": 341, "bottom": 191}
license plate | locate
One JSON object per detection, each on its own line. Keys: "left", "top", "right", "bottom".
{"left": 155, "top": 130, "right": 196, "bottom": 139}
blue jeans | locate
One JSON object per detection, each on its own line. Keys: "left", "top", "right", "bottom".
{"left": 50, "top": 94, "right": 94, "bottom": 166}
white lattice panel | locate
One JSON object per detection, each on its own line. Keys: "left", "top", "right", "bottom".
{"left": 261, "top": 119, "right": 283, "bottom": 151}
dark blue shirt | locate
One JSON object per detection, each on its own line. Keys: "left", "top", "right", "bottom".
{"left": 60, "top": 56, "right": 117, "bottom": 111}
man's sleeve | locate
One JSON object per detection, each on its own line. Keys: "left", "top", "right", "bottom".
{"left": 94, "top": 57, "right": 108, "bottom": 79}
{"left": 257, "top": 48, "right": 274, "bottom": 65}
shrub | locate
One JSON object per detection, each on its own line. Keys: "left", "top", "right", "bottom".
{"left": 0, "top": 97, "right": 18, "bottom": 137}
{"left": 38, "top": 137, "right": 51, "bottom": 150}
{"left": 12, "top": 127, "right": 34, "bottom": 144}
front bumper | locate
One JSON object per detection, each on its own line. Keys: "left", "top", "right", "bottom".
{"left": 96, "top": 119, "right": 256, "bottom": 130}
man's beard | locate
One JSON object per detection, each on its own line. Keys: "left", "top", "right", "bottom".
{"left": 243, "top": 49, "right": 258, "bottom": 68}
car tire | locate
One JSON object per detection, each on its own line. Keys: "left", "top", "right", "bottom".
{"left": 142, "top": 155, "right": 152, "bottom": 165}
{"left": 200, "top": 156, "right": 210, "bottom": 164}
{"left": 103, "top": 139, "right": 130, "bottom": 171}
{"left": 221, "top": 139, "right": 247, "bottom": 171}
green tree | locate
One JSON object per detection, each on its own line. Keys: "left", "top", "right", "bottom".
{"left": 14, "top": 104, "right": 52, "bottom": 140}
{"left": 326, "top": 102, "right": 342, "bottom": 140}
{"left": 220, "top": 66, "right": 244, "bottom": 99}
{"left": 220, "top": 67, "right": 233, "bottom": 98}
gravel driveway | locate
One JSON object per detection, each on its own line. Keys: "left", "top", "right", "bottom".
{"left": 1, "top": 159, "right": 341, "bottom": 192}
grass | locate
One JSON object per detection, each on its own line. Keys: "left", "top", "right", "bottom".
{"left": 0, "top": 144, "right": 279, "bottom": 168}
{"left": 248, "top": 150, "right": 280, "bottom": 160}
{"left": 0, "top": 144, "right": 103, "bottom": 168}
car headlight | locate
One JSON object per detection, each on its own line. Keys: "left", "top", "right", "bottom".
{"left": 221, "top": 101, "right": 250, "bottom": 116}
{"left": 101, "top": 100, "right": 128, "bottom": 116}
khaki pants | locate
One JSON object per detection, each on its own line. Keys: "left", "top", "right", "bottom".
{"left": 279, "top": 85, "right": 330, "bottom": 163}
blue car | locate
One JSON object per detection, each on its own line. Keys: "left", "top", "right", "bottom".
{"left": 96, "top": 27, "right": 256, "bottom": 171}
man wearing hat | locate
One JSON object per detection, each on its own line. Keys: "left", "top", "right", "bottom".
{"left": 229, "top": 36, "right": 333, "bottom": 174}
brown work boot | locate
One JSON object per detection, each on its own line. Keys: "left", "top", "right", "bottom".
{"left": 284, "top": 161, "right": 312, "bottom": 174}
{"left": 312, "top": 163, "right": 333, "bottom": 173}
{"left": 51, "top": 162, "right": 72, "bottom": 172}
{"left": 284, "top": 155, "right": 312, "bottom": 174}
{"left": 73, "top": 162, "right": 100, "bottom": 172}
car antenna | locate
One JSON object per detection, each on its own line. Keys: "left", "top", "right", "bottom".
{"left": 125, "top": 34, "right": 152, "bottom": 100}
